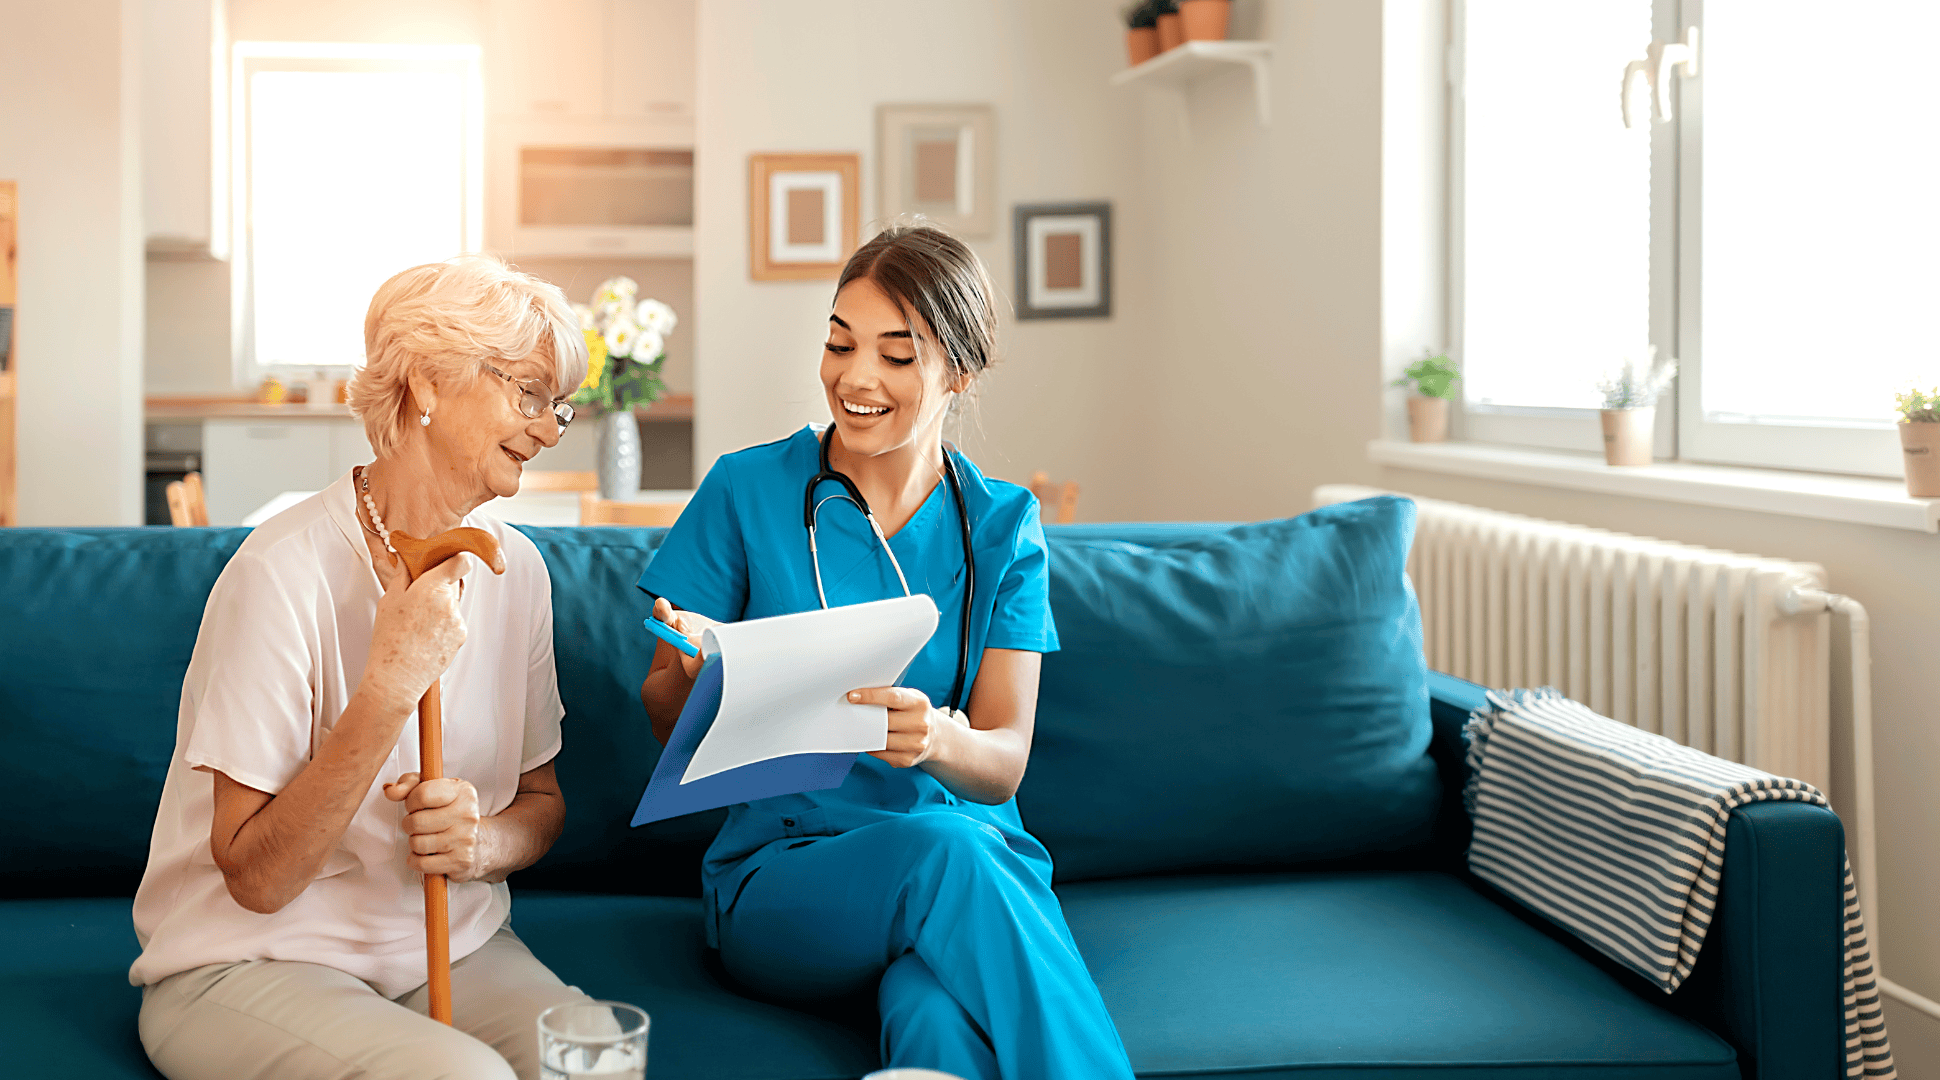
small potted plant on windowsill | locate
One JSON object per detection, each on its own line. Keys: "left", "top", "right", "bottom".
{"left": 1123, "top": 1, "right": 1160, "bottom": 66}
{"left": 1390, "top": 351, "right": 1460, "bottom": 443}
{"left": 1894, "top": 386, "right": 1940, "bottom": 497}
{"left": 1155, "top": 0, "right": 1185, "bottom": 52}
{"left": 1596, "top": 349, "right": 1676, "bottom": 467}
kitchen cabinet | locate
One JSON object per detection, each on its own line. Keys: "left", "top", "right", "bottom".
{"left": 487, "top": 0, "right": 693, "bottom": 124}
{"left": 202, "top": 417, "right": 370, "bottom": 526}
{"left": 484, "top": 0, "right": 697, "bottom": 255}
{"left": 606, "top": 0, "right": 695, "bottom": 123}
{"left": 142, "top": 0, "right": 226, "bottom": 260}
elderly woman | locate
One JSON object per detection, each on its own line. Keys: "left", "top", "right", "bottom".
{"left": 130, "top": 256, "right": 590, "bottom": 1080}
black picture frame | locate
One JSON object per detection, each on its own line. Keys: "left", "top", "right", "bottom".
{"left": 1013, "top": 201, "right": 1112, "bottom": 320}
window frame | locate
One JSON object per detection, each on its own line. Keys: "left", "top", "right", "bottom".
{"left": 1448, "top": 0, "right": 1903, "bottom": 479}
{"left": 229, "top": 42, "right": 484, "bottom": 387}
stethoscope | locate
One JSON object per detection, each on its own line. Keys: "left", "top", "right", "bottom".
{"left": 804, "top": 424, "right": 976, "bottom": 714}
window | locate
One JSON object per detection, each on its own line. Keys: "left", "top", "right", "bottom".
{"left": 1453, "top": 1, "right": 1940, "bottom": 476}
{"left": 233, "top": 44, "right": 482, "bottom": 379}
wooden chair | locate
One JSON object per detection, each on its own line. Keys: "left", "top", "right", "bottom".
{"left": 579, "top": 492, "right": 685, "bottom": 527}
{"left": 165, "top": 472, "right": 209, "bottom": 527}
{"left": 519, "top": 470, "right": 598, "bottom": 492}
{"left": 1028, "top": 471, "right": 1080, "bottom": 525}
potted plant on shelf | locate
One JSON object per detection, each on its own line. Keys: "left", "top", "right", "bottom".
{"left": 572, "top": 276, "right": 675, "bottom": 500}
{"left": 1390, "top": 351, "right": 1460, "bottom": 443}
{"left": 1123, "top": 1, "right": 1160, "bottom": 66}
{"left": 1894, "top": 385, "right": 1940, "bottom": 497}
{"left": 1180, "top": 0, "right": 1232, "bottom": 41}
{"left": 1595, "top": 348, "right": 1676, "bottom": 467}
{"left": 1155, "top": 0, "right": 1185, "bottom": 52}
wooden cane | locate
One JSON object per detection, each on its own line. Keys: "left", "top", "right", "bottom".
{"left": 391, "top": 527, "right": 506, "bottom": 1025}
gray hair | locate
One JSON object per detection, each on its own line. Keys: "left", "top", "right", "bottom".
{"left": 348, "top": 255, "right": 589, "bottom": 457}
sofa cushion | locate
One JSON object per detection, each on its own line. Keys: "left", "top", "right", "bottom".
{"left": 0, "top": 898, "right": 157, "bottom": 1079}
{"left": 0, "top": 874, "right": 1740, "bottom": 1080}
{"left": 1020, "top": 498, "right": 1440, "bottom": 881}
{"left": 0, "top": 527, "right": 249, "bottom": 896}
{"left": 1062, "top": 871, "right": 1740, "bottom": 1080}
{"left": 515, "top": 892, "right": 880, "bottom": 1079}
{"left": 511, "top": 526, "right": 722, "bottom": 897}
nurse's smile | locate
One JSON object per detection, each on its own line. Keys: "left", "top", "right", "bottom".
{"left": 822, "top": 276, "right": 957, "bottom": 463}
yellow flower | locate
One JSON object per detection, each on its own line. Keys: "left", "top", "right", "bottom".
{"left": 580, "top": 328, "right": 608, "bottom": 390}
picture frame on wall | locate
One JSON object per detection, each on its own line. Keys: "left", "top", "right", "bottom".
{"left": 1014, "top": 202, "right": 1112, "bottom": 320}
{"left": 749, "top": 152, "right": 861, "bottom": 281}
{"left": 877, "top": 104, "right": 997, "bottom": 237}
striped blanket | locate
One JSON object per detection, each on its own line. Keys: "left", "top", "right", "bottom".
{"left": 1463, "top": 689, "right": 1894, "bottom": 1080}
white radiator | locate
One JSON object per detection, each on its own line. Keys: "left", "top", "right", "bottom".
{"left": 1313, "top": 485, "right": 1835, "bottom": 792}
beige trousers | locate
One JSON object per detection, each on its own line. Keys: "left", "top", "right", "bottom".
{"left": 138, "top": 927, "right": 589, "bottom": 1080}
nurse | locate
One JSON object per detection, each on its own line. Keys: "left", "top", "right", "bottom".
{"left": 636, "top": 225, "right": 1134, "bottom": 1080}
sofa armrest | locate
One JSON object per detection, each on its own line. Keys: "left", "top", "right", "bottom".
{"left": 1693, "top": 800, "right": 1847, "bottom": 1080}
{"left": 1427, "top": 670, "right": 1847, "bottom": 1080}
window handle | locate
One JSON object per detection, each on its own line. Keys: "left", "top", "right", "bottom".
{"left": 1622, "top": 26, "right": 1700, "bottom": 128}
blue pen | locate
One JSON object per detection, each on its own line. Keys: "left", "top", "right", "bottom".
{"left": 643, "top": 615, "right": 701, "bottom": 657}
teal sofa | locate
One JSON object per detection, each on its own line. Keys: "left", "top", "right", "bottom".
{"left": 0, "top": 502, "right": 1850, "bottom": 1079}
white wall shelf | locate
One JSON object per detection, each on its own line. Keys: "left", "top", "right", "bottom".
{"left": 1109, "top": 41, "right": 1273, "bottom": 127}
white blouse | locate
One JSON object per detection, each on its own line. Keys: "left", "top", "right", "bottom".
{"left": 130, "top": 471, "right": 565, "bottom": 997}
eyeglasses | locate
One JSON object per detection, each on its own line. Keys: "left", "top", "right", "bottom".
{"left": 481, "top": 363, "right": 575, "bottom": 432}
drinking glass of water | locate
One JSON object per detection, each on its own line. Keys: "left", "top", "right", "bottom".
{"left": 538, "top": 1000, "right": 649, "bottom": 1080}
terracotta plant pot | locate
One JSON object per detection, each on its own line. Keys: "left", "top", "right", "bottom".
{"left": 1125, "top": 26, "right": 1159, "bottom": 67}
{"left": 1180, "top": 0, "right": 1232, "bottom": 41}
{"left": 1900, "top": 422, "right": 1940, "bottom": 497}
{"left": 1600, "top": 407, "right": 1654, "bottom": 466}
{"left": 1407, "top": 396, "right": 1449, "bottom": 444}
{"left": 1157, "top": 11, "right": 1185, "bottom": 51}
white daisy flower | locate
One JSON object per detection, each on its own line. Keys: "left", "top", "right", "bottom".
{"left": 571, "top": 303, "right": 597, "bottom": 331}
{"left": 635, "top": 298, "right": 678, "bottom": 336}
{"left": 592, "top": 276, "right": 638, "bottom": 309}
{"left": 634, "top": 328, "right": 665, "bottom": 361}
{"left": 604, "top": 316, "right": 641, "bottom": 360}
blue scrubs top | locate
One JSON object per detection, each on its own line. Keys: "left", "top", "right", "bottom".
{"left": 637, "top": 424, "right": 1059, "bottom": 946}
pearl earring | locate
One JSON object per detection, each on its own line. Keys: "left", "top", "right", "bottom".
{"left": 420, "top": 412, "right": 431, "bottom": 427}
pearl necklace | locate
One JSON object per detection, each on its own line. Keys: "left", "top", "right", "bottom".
{"left": 356, "top": 466, "right": 396, "bottom": 556}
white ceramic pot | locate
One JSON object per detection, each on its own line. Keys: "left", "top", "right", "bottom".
{"left": 1600, "top": 407, "right": 1654, "bottom": 467}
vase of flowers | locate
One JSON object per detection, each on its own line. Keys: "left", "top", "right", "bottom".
{"left": 1596, "top": 349, "right": 1676, "bottom": 467}
{"left": 572, "top": 276, "right": 675, "bottom": 500}
{"left": 1390, "top": 351, "right": 1460, "bottom": 443}
{"left": 1894, "top": 386, "right": 1940, "bottom": 497}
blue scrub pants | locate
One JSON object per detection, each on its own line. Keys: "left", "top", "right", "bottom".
{"left": 716, "top": 812, "right": 1135, "bottom": 1080}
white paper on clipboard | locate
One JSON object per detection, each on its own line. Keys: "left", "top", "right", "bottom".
{"left": 680, "top": 594, "right": 941, "bottom": 783}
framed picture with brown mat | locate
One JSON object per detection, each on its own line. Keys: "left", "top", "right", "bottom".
{"left": 749, "top": 152, "right": 861, "bottom": 281}
{"left": 1013, "top": 202, "right": 1112, "bottom": 320}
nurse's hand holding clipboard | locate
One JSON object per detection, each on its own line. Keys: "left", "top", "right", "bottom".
{"left": 847, "top": 646, "right": 1039, "bottom": 805}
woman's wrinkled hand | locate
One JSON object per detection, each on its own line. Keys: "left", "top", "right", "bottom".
{"left": 361, "top": 555, "right": 470, "bottom": 714}
{"left": 652, "top": 597, "right": 716, "bottom": 679}
{"left": 851, "top": 686, "right": 966, "bottom": 769}
{"left": 384, "top": 773, "right": 486, "bottom": 882}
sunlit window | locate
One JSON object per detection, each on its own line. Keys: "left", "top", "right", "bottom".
{"left": 236, "top": 44, "right": 482, "bottom": 374}
{"left": 1459, "top": 1, "right": 1653, "bottom": 413}
{"left": 1456, "top": 1, "right": 1940, "bottom": 474}
{"left": 1699, "top": 0, "right": 1940, "bottom": 428}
